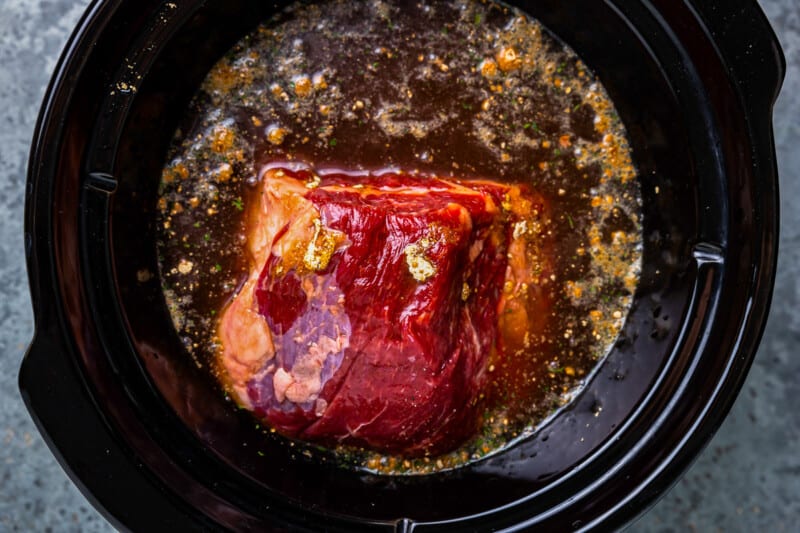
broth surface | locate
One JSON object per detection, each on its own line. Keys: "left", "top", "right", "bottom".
{"left": 156, "top": 0, "right": 642, "bottom": 474}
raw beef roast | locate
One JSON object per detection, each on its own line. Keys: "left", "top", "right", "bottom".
{"left": 218, "top": 167, "right": 551, "bottom": 455}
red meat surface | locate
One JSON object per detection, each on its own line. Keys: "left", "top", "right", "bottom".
{"left": 217, "top": 167, "right": 551, "bottom": 455}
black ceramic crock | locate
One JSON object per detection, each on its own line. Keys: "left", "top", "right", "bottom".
{"left": 20, "top": 1, "right": 784, "bottom": 531}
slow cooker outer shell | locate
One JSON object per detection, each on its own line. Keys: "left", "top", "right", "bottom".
{"left": 20, "top": 0, "right": 783, "bottom": 531}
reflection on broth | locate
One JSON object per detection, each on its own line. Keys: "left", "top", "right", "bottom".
{"left": 156, "top": 0, "right": 641, "bottom": 474}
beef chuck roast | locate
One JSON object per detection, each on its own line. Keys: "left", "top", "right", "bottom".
{"left": 218, "top": 167, "right": 551, "bottom": 455}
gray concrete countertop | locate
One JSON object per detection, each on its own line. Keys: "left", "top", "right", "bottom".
{"left": 0, "top": 1, "right": 796, "bottom": 531}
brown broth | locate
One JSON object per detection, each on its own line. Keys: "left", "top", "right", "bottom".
{"left": 156, "top": 0, "right": 642, "bottom": 474}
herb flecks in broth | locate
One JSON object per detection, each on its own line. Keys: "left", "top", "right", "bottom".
{"left": 156, "top": 0, "right": 641, "bottom": 474}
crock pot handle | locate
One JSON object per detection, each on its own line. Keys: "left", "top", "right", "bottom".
{"left": 19, "top": 331, "right": 209, "bottom": 531}
{"left": 690, "top": 0, "right": 786, "bottom": 110}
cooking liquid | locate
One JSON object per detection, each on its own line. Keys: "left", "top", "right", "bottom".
{"left": 157, "top": 0, "right": 642, "bottom": 474}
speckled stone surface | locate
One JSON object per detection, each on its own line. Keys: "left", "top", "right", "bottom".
{"left": 0, "top": 1, "right": 796, "bottom": 531}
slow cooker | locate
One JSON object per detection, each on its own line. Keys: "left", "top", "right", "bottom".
{"left": 20, "top": 0, "right": 784, "bottom": 530}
